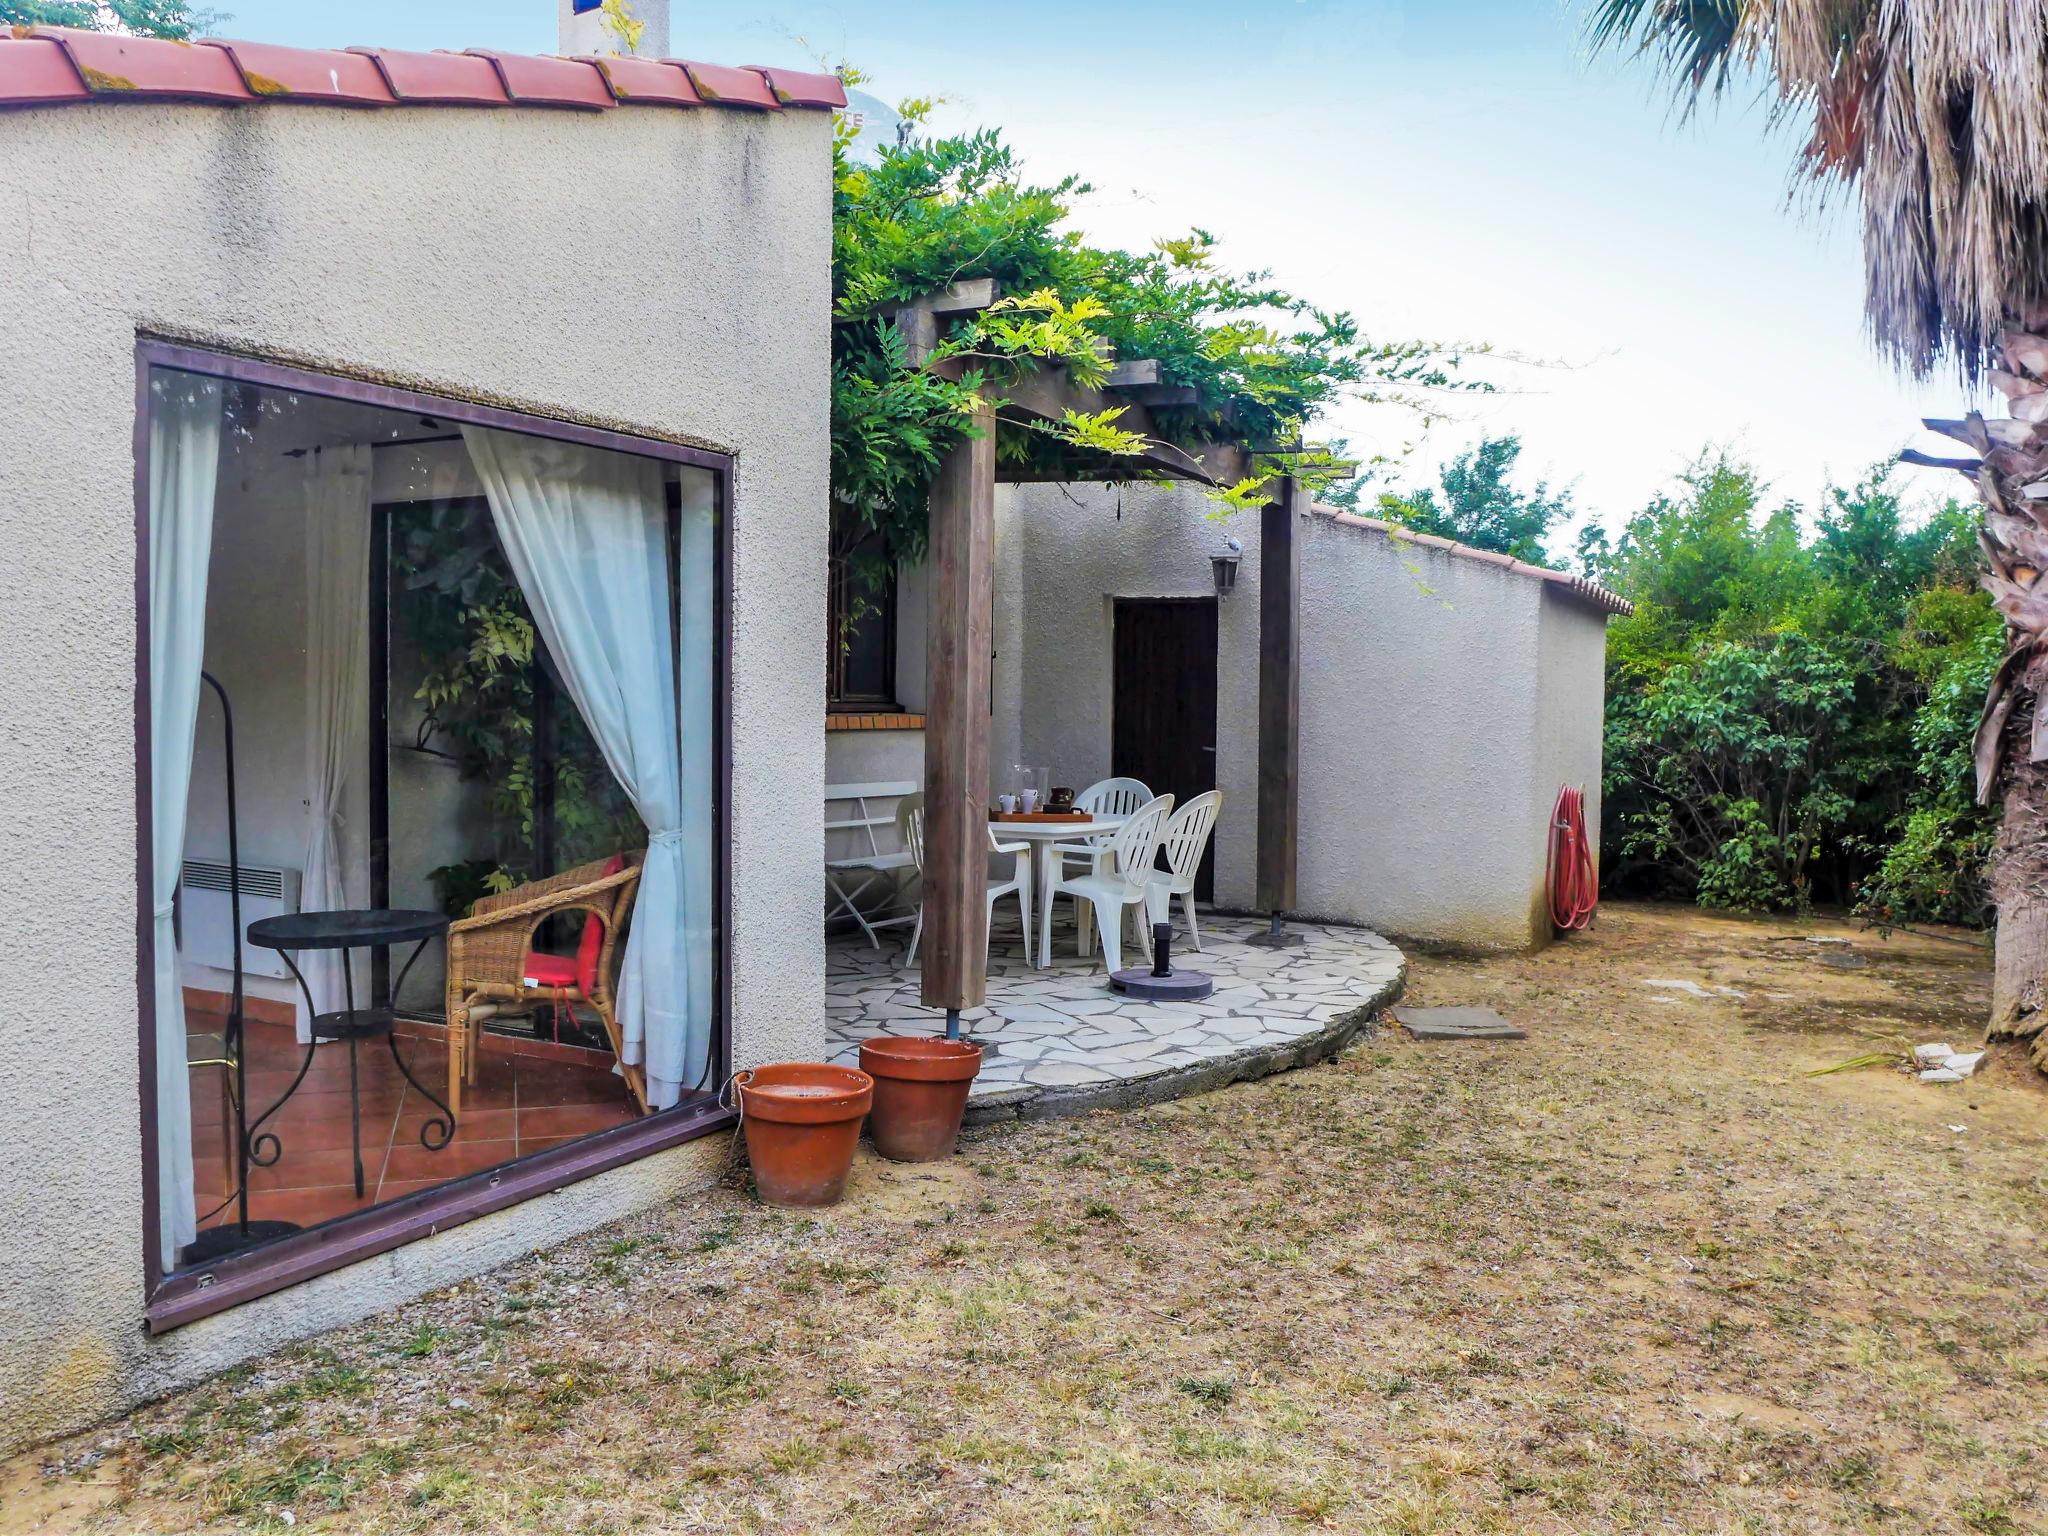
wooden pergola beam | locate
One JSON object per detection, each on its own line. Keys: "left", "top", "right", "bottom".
{"left": 994, "top": 360, "right": 1249, "bottom": 486}
{"left": 1103, "top": 359, "right": 1161, "bottom": 388}
{"left": 888, "top": 278, "right": 1000, "bottom": 367}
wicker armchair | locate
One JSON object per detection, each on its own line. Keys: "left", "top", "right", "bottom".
{"left": 444, "top": 851, "right": 647, "bottom": 1121}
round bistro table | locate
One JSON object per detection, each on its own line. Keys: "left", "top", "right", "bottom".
{"left": 246, "top": 908, "right": 455, "bottom": 1199}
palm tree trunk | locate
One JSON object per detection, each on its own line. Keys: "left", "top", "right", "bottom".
{"left": 1990, "top": 690, "right": 2048, "bottom": 1069}
{"left": 1937, "top": 328, "right": 2048, "bottom": 1077}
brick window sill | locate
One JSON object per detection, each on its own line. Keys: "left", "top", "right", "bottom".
{"left": 827, "top": 711, "right": 925, "bottom": 732}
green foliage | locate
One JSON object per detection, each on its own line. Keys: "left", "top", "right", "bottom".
{"left": 1595, "top": 453, "right": 1999, "bottom": 918}
{"left": 1609, "top": 634, "right": 1858, "bottom": 911}
{"left": 391, "top": 504, "right": 640, "bottom": 911}
{"left": 829, "top": 99, "right": 1482, "bottom": 564}
{"left": 0, "top": 0, "right": 225, "bottom": 36}
{"left": 596, "top": 0, "right": 644, "bottom": 55}
{"left": 1376, "top": 435, "right": 1572, "bottom": 565}
{"left": 1858, "top": 620, "right": 2003, "bottom": 926}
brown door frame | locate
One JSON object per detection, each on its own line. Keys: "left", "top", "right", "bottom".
{"left": 1111, "top": 595, "right": 1221, "bottom": 900}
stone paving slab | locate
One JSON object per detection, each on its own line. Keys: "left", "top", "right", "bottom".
{"left": 1391, "top": 1005, "right": 1527, "bottom": 1041}
{"left": 827, "top": 911, "right": 1406, "bottom": 1123}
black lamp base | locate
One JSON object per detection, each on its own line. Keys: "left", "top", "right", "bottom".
{"left": 1109, "top": 967, "right": 1216, "bottom": 1000}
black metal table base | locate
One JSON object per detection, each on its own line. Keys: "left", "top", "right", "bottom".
{"left": 244, "top": 920, "right": 457, "bottom": 1203}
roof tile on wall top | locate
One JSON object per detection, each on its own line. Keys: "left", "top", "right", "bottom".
{"left": 675, "top": 60, "right": 780, "bottom": 109}
{"left": 208, "top": 40, "right": 396, "bottom": 105}
{"left": 32, "top": 25, "right": 252, "bottom": 100}
{"left": 347, "top": 47, "right": 508, "bottom": 106}
{"left": 577, "top": 55, "right": 703, "bottom": 106}
{"left": 0, "top": 31, "right": 841, "bottom": 119}
{"left": 0, "top": 37, "right": 89, "bottom": 105}
{"left": 468, "top": 50, "right": 616, "bottom": 110}
{"left": 749, "top": 67, "right": 848, "bottom": 109}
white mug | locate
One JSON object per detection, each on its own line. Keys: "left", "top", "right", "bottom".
{"left": 1021, "top": 789, "right": 1040, "bottom": 813}
{"left": 998, "top": 793, "right": 1017, "bottom": 814}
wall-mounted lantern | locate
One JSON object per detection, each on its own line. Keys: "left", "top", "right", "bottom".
{"left": 1211, "top": 536, "right": 1243, "bottom": 597}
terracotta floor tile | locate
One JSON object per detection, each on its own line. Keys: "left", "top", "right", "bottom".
{"left": 249, "top": 1085, "right": 410, "bottom": 1122}
{"left": 482, "top": 1033, "right": 614, "bottom": 1069}
{"left": 382, "top": 1137, "right": 518, "bottom": 1184}
{"left": 390, "top": 1044, "right": 450, "bottom": 1076}
{"left": 441, "top": 1078, "right": 519, "bottom": 1112}
{"left": 248, "top": 1145, "right": 388, "bottom": 1192}
{"left": 246, "top": 1053, "right": 403, "bottom": 1090}
{"left": 516, "top": 1063, "right": 636, "bottom": 1108}
{"left": 188, "top": 1096, "right": 233, "bottom": 1127}
{"left": 403, "top": 1105, "right": 517, "bottom": 1143}
{"left": 517, "top": 1102, "right": 638, "bottom": 1140}
{"left": 514, "top": 1133, "right": 587, "bottom": 1156}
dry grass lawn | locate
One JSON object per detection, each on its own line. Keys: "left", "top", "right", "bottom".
{"left": 8, "top": 901, "right": 2047, "bottom": 1534}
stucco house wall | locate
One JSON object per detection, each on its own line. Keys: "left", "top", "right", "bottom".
{"left": 980, "top": 481, "right": 1614, "bottom": 948}
{"left": 0, "top": 94, "right": 831, "bottom": 1449}
{"left": 1294, "top": 512, "right": 1575, "bottom": 947}
{"left": 1007, "top": 482, "right": 1265, "bottom": 905}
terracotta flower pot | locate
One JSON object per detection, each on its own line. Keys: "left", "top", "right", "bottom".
{"left": 859, "top": 1035, "right": 984, "bottom": 1162}
{"left": 736, "top": 1063, "right": 873, "bottom": 1207}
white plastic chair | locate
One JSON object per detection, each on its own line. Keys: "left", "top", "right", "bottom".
{"left": 899, "top": 793, "right": 1034, "bottom": 967}
{"left": 1040, "top": 794, "right": 1173, "bottom": 973}
{"left": 1052, "top": 775, "right": 1154, "bottom": 880}
{"left": 1144, "top": 790, "right": 1223, "bottom": 952}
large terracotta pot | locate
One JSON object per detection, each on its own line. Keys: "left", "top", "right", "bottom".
{"left": 859, "top": 1036, "right": 984, "bottom": 1162}
{"left": 736, "top": 1063, "right": 873, "bottom": 1207}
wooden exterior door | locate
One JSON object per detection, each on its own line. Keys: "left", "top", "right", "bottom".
{"left": 1112, "top": 598, "right": 1220, "bottom": 899}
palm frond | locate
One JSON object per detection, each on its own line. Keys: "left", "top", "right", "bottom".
{"left": 1588, "top": 0, "right": 2048, "bottom": 382}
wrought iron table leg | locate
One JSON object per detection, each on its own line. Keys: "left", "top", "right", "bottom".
{"left": 387, "top": 938, "right": 455, "bottom": 1149}
{"left": 387, "top": 1032, "right": 455, "bottom": 1150}
{"left": 246, "top": 946, "right": 321, "bottom": 1174}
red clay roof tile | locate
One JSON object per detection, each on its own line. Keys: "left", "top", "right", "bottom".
{"left": 210, "top": 39, "right": 395, "bottom": 104}
{"left": 0, "top": 36, "right": 89, "bottom": 105}
{"left": 749, "top": 66, "right": 847, "bottom": 109}
{"left": 676, "top": 60, "right": 779, "bottom": 109}
{"left": 468, "top": 50, "right": 614, "bottom": 110}
{"left": 577, "top": 54, "right": 702, "bottom": 106}
{"left": 0, "top": 34, "right": 833, "bottom": 122}
{"left": 348, "top": 47, "right": 506, "bottom": 106}
{"left": 33, "top": 25, "right": 251, "bottom": 101}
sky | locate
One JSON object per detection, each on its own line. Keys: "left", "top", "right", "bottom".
{"left": 204, "top": 0, "right": 1975, "bottom": 550}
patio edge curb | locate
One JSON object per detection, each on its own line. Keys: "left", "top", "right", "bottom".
{"left": 957, "top": 959, "right": 1406, "bottom": 1127}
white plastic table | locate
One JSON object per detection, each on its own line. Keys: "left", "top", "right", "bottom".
{"left": 990, "top": 816, "right": 1127, "bottom": 967}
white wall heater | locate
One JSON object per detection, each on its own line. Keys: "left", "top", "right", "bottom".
{"left": 180, "top": 859, "right": 302, "bottom": 981}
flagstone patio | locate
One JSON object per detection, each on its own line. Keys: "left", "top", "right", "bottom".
{"left": 827, "top": 910, "right": 1406, "bottom": 1122}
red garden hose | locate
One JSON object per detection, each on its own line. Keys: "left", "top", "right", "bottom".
{"left": 1548, "top": 783, "right": 1598, "bottom": 933}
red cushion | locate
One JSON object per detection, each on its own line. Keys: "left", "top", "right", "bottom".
{"left": 574, "top": 852, "right": 627, "bottom": 996}
{"left": 522, "top": 951, "right": 578, "bottom": 988}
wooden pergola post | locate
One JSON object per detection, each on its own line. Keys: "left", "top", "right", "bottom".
{"left": 919, "top": 393, "right": 998, "bottom": 1031}
{"left": 887, "top": 275, "right": 1265, "bottom": 1020}
{"left": 1251, "top": 474, "right": 1303, "bottom": 946}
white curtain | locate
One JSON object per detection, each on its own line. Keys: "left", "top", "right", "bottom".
{"left": 296, "top": 446, "right": 373, "bottom": 1040}
{"left": 461, "top": 427, "right": 715, "bottom": 1106}
{"left": 150, "top": 374, "right": 224, "bottom": 1271}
